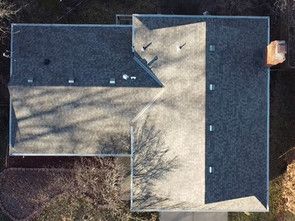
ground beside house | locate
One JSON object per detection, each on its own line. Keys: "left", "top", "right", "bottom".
{"left": 0, "top": 0, "right": 294, "bottom": 220}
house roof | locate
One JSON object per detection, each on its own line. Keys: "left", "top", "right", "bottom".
{"left": 9, "top": 15, "right": 269, "bottom": 212}
{"left": 9, "top": 24, "right": 162, "bottom": 155}
{"left": 131, "top": 14, "right": 269, "bottom": 212}
{"left": 9, "top": 24, "right": 160, "bottom": 87}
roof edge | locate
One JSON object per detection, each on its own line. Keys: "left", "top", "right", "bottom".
{"left": 133, "top": 56, "right": 164, "bottom": 87}
{"left": 132, "top": 14, "right": 270, "bottom": 20}
{"left": 266, "top": 15, "right": 270, "bottom": 212}
{"left": 9, "top": 152, "right": 131, "bottom": 157}
{"left": 11, "top": 23, "right": 132, "bottom": 28}
{"left": 130, "top": 208, "right": 268, "bottom": 212}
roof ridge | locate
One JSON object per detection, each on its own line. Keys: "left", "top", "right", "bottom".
{"left": 130, "top": 87, "right": 164, "bottom": 124}
{"left": 133, "top": 53, "right": 164, "bottom": 87}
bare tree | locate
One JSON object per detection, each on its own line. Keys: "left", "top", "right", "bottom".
{"left": 71, "top": 158, "right": 125, "bottom": 211}
{"left": 35, "top": 157, "right": 157, "bottom": 221}
{"left": 0, "top": 1, "right": 18, "bottom": 37}
{"left": 273, "top": 0, "right": 290, "bottom": 13}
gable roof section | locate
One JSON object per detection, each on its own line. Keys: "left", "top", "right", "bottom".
{"left": 131, "top": 14, "right": 269, "bottom": 212}
{"left": 9, "top": 24, "right": 162, "bottom": 155}
{"left": 9, "top": 24, "right": 160, "bottom": 87}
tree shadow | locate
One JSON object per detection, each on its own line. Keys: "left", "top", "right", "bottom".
{"left": 100, "top": 132, "right": 130, "bottom": 154}
{"left": 9, "top": 85, "right": 164, "bottom": 154}
{"left": 132, "top": 117, "right": 183, "bottom": 210}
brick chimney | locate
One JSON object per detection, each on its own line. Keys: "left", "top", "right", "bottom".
{"left": 266, "top": 40, "right": 287, "bottom": 67}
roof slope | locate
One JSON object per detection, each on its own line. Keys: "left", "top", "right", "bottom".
{"left": 9, "top": 24, "right": 160, "bottom": 87}
{"left": 132, "top": 20, "right": 206, "bottom": 210}
{"left": 9, "top": 24, "right": 162, "bottom": 155}
{"left": 131, "top": 15, "right": 269, "bottom": 212}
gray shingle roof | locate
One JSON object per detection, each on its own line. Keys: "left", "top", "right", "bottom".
{"left": 131, "top": 15, "right": 269, "bottom": 212}
{"left": 10, "top": 24, "right": 160, "bottom": 87}
{"left": 9, "top": 16, "right": 269, "bottom": 212}
{"left": 9, "top": 24, "right": 162, "bottom": 155}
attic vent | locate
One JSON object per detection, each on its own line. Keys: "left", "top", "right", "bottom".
{"left": 209, "top": 45, "right": 215, "bottom": 52}
{"left": 43, "top": 59, "right": 51, "bottom": 65}
{"left": 209, "top": 166, "right": 213, "bottom": 173}
{"left": 68, "top": 79, "right": 75, "bottom": 84}
{"left": 209, "top": 84, "right": 215, "bottom": 91}
{"left": 123, "top": 74, "right": 129, "bottom": 80}
{"left": 110, "top": 78, "right": 115, "bottom": 84}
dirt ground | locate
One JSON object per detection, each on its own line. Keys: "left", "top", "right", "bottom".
{"left": 0, "top": 0, "right": 295, "bottom": 220}
{"left": 270, "top": 70, "right": 295, "bottom": 179}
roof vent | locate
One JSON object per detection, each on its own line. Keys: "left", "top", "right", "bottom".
{"left": 209, "top": 84, "right": 215, "bottom": 91}
{"left": 209, "top": 45, "right": 215, "bottom": 52}
{"left": 131, "top": 76, "right": 136, "bottom": 80}
{"left": 43, "top": 59, "right": 51, "bottom": 65}
{"left": 209, "top": 125, "right": 214, "bottom": 132}
{"left": 147, "top": 56, "right": 158, "bottom": 66}
{"left": 110, "top": 78, "right": 115, "bottom": 84}
{"left": 123, "top": 74, "right": 129, "bottom": 80}
{"left": 141, "top": 42, "right": 152, "bottom": 52}
{"left": 27, "top": 78, "right": 33, "bottom": 83}
{"left": 209, "top": 166, "right": 213, "bottom": 173}
{"left": 68, "top": 79, "right": 75, "bottom": 84}
{"left": 177, "top": 43, "right": 186, "bottom": 52}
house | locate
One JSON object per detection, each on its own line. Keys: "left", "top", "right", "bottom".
{"left": 9, "top": 14, "right": 269, "bottom": 212}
